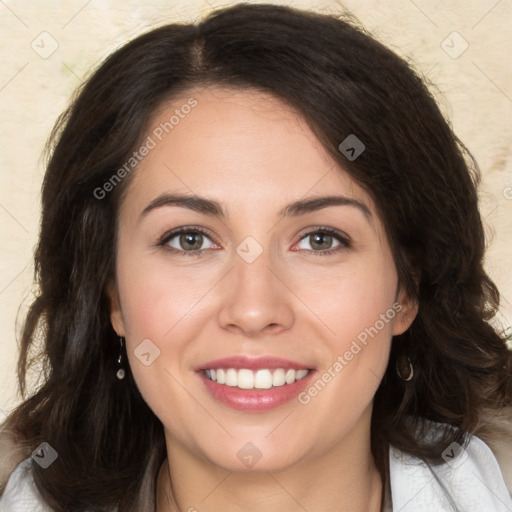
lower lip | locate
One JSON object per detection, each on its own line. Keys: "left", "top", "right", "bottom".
{"left": 198, "top": 370, "right": 316, "bottom": 412}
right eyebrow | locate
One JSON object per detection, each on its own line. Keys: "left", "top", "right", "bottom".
{"left": 138, "top": 192, "right": 372, "bottom": 225}
{"left": 139, "top": 194, "right": 226, "bottom": 223}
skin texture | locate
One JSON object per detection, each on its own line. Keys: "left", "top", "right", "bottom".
{"left": 108, "top": 86, "right": 417, "bottom": 512}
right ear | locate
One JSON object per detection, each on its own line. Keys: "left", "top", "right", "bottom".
{"left": 392, "top": 272, "right": 420, "bottom": 336}
{"left": 106, "top": 279, "right": 126, "bottom": 337}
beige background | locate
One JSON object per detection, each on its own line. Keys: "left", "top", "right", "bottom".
{"left": 1, "top": 0, "right": 511, "bottom": 420}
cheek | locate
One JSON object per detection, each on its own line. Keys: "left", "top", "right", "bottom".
{"left": 294, "top": 251, "right": 398, "bottom": 347}
{"left": 291, "top": 254, "right": 398, "bottom": 443}
{"left": 115, "top": 252, "right": 210, "bottom": 341}
{"left": 293, "top": 250, "right": 397, "bottom": 407}
{"left": 114, "top": 253, "right": 210, "bottom": 424}
{"left": 311, "top": 254, "right": 397, "bottom": 396}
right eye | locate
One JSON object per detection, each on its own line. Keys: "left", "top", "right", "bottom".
{"left": 160, "top": 228, "right": 219, "bottom": 255}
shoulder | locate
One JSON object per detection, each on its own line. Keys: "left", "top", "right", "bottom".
{"left": 473, "top": 405, "right": 512, "bottom": 493}
{"left": 0, "top": 457, "right": 53, "bottom": 512}
{"left": 388, "top": 408, "right": 512, "bottom": 511}
{"left": 0, "top": 427, "right": 54, "bottom": 512}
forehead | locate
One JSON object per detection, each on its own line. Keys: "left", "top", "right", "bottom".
{"left": 121, "top": 86, "right": 373, "bottom": 219}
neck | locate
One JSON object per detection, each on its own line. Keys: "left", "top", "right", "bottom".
{"left": 156, "top": 416, "right": 383, "bottom": 512}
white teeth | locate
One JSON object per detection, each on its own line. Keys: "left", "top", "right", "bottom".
{"left": 272, "top": 368, "right": 286, "bottom": 387}
{"left": 285, "top": 369, "right": 296, "bottom": 384}
{"left": 225, "top": 368, "right": 238, "bottom": 387}
{"left": 254, "top": 369, "right": 273, "bottom": 389}
{"left": 237, "top": 369, "right": 254, "bottom": 389}
{"left": 203, "top": 367, "right": 310, "bottom": 389}
{"left": 296, "top": 369, "right": 309, "bottom": 380}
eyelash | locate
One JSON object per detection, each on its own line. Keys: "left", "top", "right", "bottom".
{"left": 158, "top": 227, "right": 216, "bottom": 258}
{"left": 157, "top": 226, "right": 351, "bottom": 257}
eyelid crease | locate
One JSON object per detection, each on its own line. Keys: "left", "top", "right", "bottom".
{"left": 158, "top": 225, "right": 214, "bottom": 243}
{"left": 157, "top": 226, "right": 218, "bottom": 258}
{"left": 294, "top": 227, "right": 352, "bottom": 256}
{"left": 157, "top": 225, "right": 352, "bottom": 256}
{"left": 298, "top": 226, "right": 351, "bottom": 242}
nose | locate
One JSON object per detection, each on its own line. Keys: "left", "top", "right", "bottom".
{"left": 217, "top": 246, "right": 295, "bottom": 337}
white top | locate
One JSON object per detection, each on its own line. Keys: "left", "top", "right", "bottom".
{"left": 389, "top": 435, "right": 512, "bottom": 511}
{"left": 0, "top": 457, "right": 52, "bottom": 512}
{"left": 1, "top": 434, "right": 511, "bottom": 511}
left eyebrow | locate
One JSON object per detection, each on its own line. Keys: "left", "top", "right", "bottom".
{"left": 138, "top": 193, "right": 372, "bottom": 223}
{"left": 277, "top": 195, "right": 372, "bottom": 222}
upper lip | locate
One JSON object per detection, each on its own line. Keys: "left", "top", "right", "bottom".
{"left": 195, "top": 355, "right": 313, "bottom": 371}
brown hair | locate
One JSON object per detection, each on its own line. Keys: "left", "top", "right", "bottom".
{"left": 1, "top": 3, "right": 511, "bottom": 510}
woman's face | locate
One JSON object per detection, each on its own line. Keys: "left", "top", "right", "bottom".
{"left": 108, "top": 86, "right": 416, "bottom": 473}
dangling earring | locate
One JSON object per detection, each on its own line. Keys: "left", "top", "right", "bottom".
{"left": 116, "top": 337, "right": 126, "bottom": 380}
{"left": 396, "top": 355, "right": 414, "bottom": 382}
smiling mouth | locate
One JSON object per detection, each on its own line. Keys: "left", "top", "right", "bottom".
{"left": 203, "top": 368, "right": 311, "bottom": 390}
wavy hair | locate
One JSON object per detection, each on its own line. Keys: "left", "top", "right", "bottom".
{"left": 1, "top": 3, "right": 511, "bottom": 511}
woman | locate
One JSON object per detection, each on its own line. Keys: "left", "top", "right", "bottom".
{"left": 1, "top": 3, "right": 511, "bottom": 511}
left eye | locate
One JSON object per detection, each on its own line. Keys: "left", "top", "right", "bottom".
{"left": 165, "top": 230, "right": 215, "bottom": 252}
{"left": 296, "top": 231, "right": 345, "bottom": 251}
{"left": 159, "top": 228, "right": 349, "bottom": 255}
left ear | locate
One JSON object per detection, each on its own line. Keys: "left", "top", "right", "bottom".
{"left": 105, "top": 278, "right": 126, "bottom": 337}
{"left": 392, "top": 285, "right": 419, "bottom": 336}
